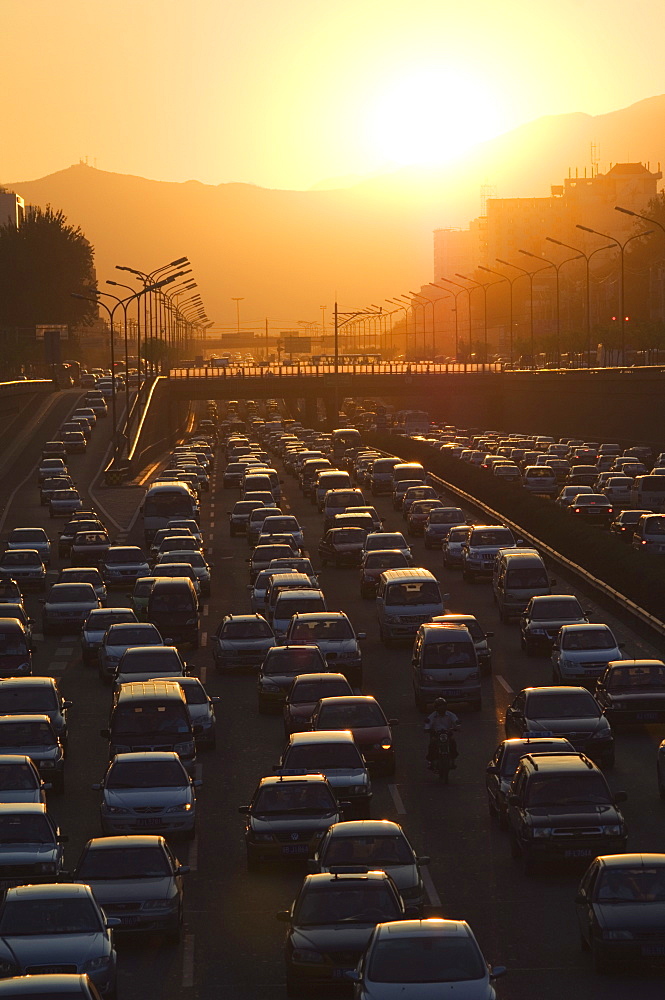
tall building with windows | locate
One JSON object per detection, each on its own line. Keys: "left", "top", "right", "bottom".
{"left": 0, "top": 191, "right": 25, "bottom": 228}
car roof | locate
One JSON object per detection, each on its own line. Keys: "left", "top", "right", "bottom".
{"left": 0, "top": 974, "right": 92, "bottom": 994}
{"left": 0, "top": 677, "right": 56, "bottom": 689}
{"left": 0, "top": 802, "right": 47, "bottom": 815}
{"left": 520, "top": 753, "right": 599, "bottom": 773}
{"left": 596, "top": 853, "right": 665, "bottom": 868}
{"left": 111, "top": 751, "right": 181, "bottom": 763}
{"left": 376, "top": 918, "right": 469, "bottom": 938}
{"left": 85, "top": 835, "right": 167, "bottom": 850}
{"left": 259, "top": 773, "right": 329, "bottom": 788}
{"left": 316, "top": 695, "right": 378, "bottom": 707}
{"left": 7, "top": 882, "right": 92, "bottom": 899}
{"left": 291, "top": 612, "right": 348, "bottom": 622}
{"left": 289, "top": 730, "right": 357, "bottom": 745}
{"left": 559, "top": 623, "right": 611, "bottom": 632}
{"left": 523, "top": 685, "right": 590, "bottom": 696}
{"left": 328, "top": 819, "right": 402, "bottom": 836}
{"left": 0, "top": 714, "right": 53, "bottom": 726}
{"left": 304, "top": 870, "right": 392, "bottom": 887}
{"left": 291, "top": 672, "right": 347, "bottom": 685}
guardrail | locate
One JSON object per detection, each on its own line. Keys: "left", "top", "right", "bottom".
{"left": 169, "top": 362, "right": 503, "bottom": 377}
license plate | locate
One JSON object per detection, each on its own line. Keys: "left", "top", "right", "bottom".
{"left": 135, "top": 817, "right": 163, "bottom": 827}
{"left": 332, "top": 968, "right": 354, "bottom": 979}
{"left": 642, "top": 944, "right": 665, "bottom": 956}
{"left": 564, "top": 848, "right": 593, "bottom": 858}
{"left": 119, "top": 915, "right": 140, "bottom": 925}
{"left": 445, "top": 690, "right": 463, "bottom": 697}
{"left": 282, "top": 844, "right": 309, "bottom": 856}
{"left": 637, "top": 712, "right": 659, "bottom": 721}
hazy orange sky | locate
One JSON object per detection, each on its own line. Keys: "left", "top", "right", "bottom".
{"left": 3, "top": 0, "right": 665, "bottom": 189}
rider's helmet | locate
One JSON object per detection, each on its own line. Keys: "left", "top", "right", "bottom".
{"left": 434, "top": 698, "right": 447, "bottom": 712}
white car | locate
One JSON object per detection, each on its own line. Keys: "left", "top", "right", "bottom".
{"left": 6, "top": 528, "right": 51, "bottom": 566}
{"left": 95, "top": 752, "right": 200, "bottom": 838}
{"left": 551, "top": 623, "right": 623, "bottom": 685}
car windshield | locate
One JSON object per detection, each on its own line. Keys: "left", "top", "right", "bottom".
{"left": 291, "top": 680, "right": 350, "bottom": 703}
{"left": 385, "top": 581, "right": 440, "bottom": 607}
{"left": 9, "top": 531, "right": 44, "bottom": 543}
{"left": 264, "top": 649, "right": 322, "bottom": 675}
{"left": 295, "top": 884, "right": 399, "bottom": 926}
{"left": 0, "top": 722, "right": 54, "bottom": 745}
{"left": 606, "top": 665, "right": 665, "bottom": 690}
{"left": 151, "top": 594, "right": 194, "bottom": 613}
{"left": 106, "top": 548, "right": 144, "bottom": 564}
{"left": 317, "top": 702, "right": 385, "bottom": 728}
{"left": 500, "top": 742, "right": 572, "bottom": 776}
{"left": 532, "top": 600, "right": 583, "bottom": 620}
{"left": 0, "top": 813, "right": 53, "bottom": 843}
{"left": 1, "top": 552, "right": 40, "bottom": 567}
{"left": 369, "top": 535, "right": 405, "bottom": 550}
{"left": 253, "top": 546, "right": 292, "bottom": 562}
{"left": 324, "top": 835, "right": 412, "bottom": 865}
{"left": 289, "top": 620, "right": 353, "bottom": 641}
{"left": 270, "top": 559, "right": 313, "bottom": 575}
{"left": 77, "top": 846, "right": 171, "bottom": 879}
{"left": 284, "top": 744, "right": 364, "bottom": 770}
{"left": 222, "top": 620, "right": 273, "bottom": 639}
{"left": 107, "top": 760, "right": 187, "bottom": 788}
{"left": 596, "top": 867, "right": 665, "bottom": 902}
{"left": 526, "top": 692, "right": 600, "bottom": 719}
{"left": 422, "top": 642, "right": 475, "bottom": 667}
{"left": 330, "top": 528, "right": 365, "bottom": 543}
{"left": 253, "top": 784, "right": 336, "bottom": 815}
{"left": 277, "top": 598, "right": 326, "bottom": 617}
{"left": 442, "top": 620, "right": 484, "bottom": 642}
{"left": 112, "top": 705, "right": 190, "bottom": 735}
{"left": 0, "top": 688, "right": 56, "bottom": 712}
{"left": 448, "top": 528, "right": 471, "bottom": 542}
{"left": 0, "top": 763, "right": 38, "bottom": 789}
{"left": 562, "top": 629, "right": 615, "bottom": 651}
{"left": 365, "top": 552, "right": 407, "bottom": 569}
{"left": 645, "top": 518, "right": 665, "bottom": 535}
{"left": 0, "top": 898, "right": 101, "bottom": 935}
{"left": 107, "top": 627, "right": 160, "bottom": 646}
{"left": 367, "top": 936, "right": 486, "bottom": 983}
{"left": 0, "top": 633, "right": 29, "bottom": 656}
{"left": 470, "top": 530, "right": 514, "bottom": 546}
{"left": 526, "top": 772, "right": 611, "bottom": 806}
{"left": 506, "top": 569, "right": 549, "bottom": 588}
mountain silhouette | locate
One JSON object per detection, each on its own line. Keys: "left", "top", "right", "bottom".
{"left": 6, "top": 95, "right": 665, "bottom": 330}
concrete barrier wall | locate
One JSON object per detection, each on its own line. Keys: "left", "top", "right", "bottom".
{"left": 0, "top": 380, "right": 54, "bottom": 454}
{"left": 127, "top": 377, "right": 191, "bottom": 477}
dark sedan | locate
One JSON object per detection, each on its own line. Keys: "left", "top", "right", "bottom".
{"left": 568, "top": 494, "right": 615, "bottom": 525}
{"left": 595, "top": 659, "right": 665, "bottom": 726}
{"left": 609, "top": 509, "right": 652, "bottom": 541}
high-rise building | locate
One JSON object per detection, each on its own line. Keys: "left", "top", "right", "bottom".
{"left": 0, "top": 191, "right": 25, "bottom": 228}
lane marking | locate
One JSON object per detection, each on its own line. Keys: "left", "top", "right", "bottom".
{"left": 202, "top": 605, "right": 209, "bottom": 617}
{"left": 187, "top": 835, "right": 198, "bottom": 873}
{"left": 181, "top": 933, "right": 195, "bottom": 988}
{"left": 495, "top": 675, "right": 513, "bottom": 694}
{"left": 388, "top": 784, "right": 406, "bottom": 815}
{"left": 200, "top": 665, "right": 207, "bottom": 683}
{"left": 200, "top": 632, "right": 208, "bottom": 648}
{"left": 422, "top": 868, "right": 442, "bottom": 908}
{"left": 54, "top": 647, "right": 74, "bottom": 658}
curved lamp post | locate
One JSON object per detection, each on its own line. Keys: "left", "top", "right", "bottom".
{"left": 496, "top": 258, "right": 551, "bottom": 368}
{"left": 455, "top": 273, "right": 502, "bottom": 363}
{"left": 518, "top": 249, "right": 583, "bottom": 366}
{"left": 546, "top": 237, "right": 614, "bottom": 366}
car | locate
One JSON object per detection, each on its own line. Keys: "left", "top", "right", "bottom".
{"left": 0, "top": 756, "right": 45, "bottom": 805}
{"left": 94, "top": 752, "right": 200, "bottom": 838}
{"left": 40, "top": 476, "right": 76, "bottom": 507}
{"left": 57, "top": 567, "right": 106, "bottom": 603}
{"left": 505, "top": 751, "right": 627, "bottom": 874}
{"left": 98, "top": 622, "right": 164, "bottom": 682}
{"left": 601, "top": 475, "right": 634, "bottom": 508}
{"left": 228, "top": 500, "right": 266, "bottom": 536}
{"left": 211, "top": 614, "right": 276, "bottom": 672}
{"left": 485, "top": 736, "right": 576, "bottom": 828}
{"left": 596, "top": 659, "right": 665, "bottom": 727}
{"left": 0, "top": 678, "right": 71, "bottom": 744}
{"left": 155, "top": 534, "right": 202, "bottom": 562}
{"left": 278, "top": 731, "right": 372, "bottom": 819}
{"left": 351, "top": 917, "right": 506, "bottom": 998}
{"left": 81, "top": 608, "right": 138, "bottom": 665}
{"left": 166, "top": 518, "right": 204, "bottom": 546}
{"left": 461, "top": 524, "right": 516, "bottom": 582}
{"left": 311, "top": 820, "right": 428, "bottom": 911}
{"left": 73, "top": 835, "right": 189, "bottom": 940}
{"left": 519, "top": 594, "right": 588, "bottom": 655}
{"left": 113, "top": 645, "right": 188, "bottom": 688}
{"left": 358, "top": 549, "right": 413, "bottom": 600}
{"left": 126, "top": 577, "right": 157, "bottom": 620}
{"left": 155, "top": 550, "right": 212, "bottom": 596}
{"left": 310, "top": 695, "right": 398, "bottom": 774}
{"left": 0, "top": 607, "right": 33, "bottom": 648}
{"left": 70, "top": 531, "right": 111, "bottom": 567}
{"left": 609, "top": 508, "right": 652, "bottom": 541}
{"left": 57, "top": 518, "right": 105, "bottom": 558}
{"left": 267, "top": 557, "right": 319, "bottom": 588}
{"left": 551, "top": 623, "right": 623, "bottom": 686}
{"left": 318, "top": 527, "right": 367, "bottom": 567}
{"left": 177, "top": 677, "right": 219, "bottom": 749}
{"left": 41, "top": 583, "right": 101, "bottom": 635}
{"left": 62, "top": 430, "right": 86, "bottom": 454}
{"left": 260, "top": 515, "right": 304, "bottom": 549}
{"left": 0, "top": 883, "right": 117, "bottom": 996}
{"left": 0, "top": 552, "right": 45, "bottom": 591}
{"left": 431, "top": 613, "right": 493, "bottom": 674}
{"left": 150, "top": 563, "right": 201, "bottom": 597}
{"left": 6, "top": 529, "right": 51, "bottom": 566}
{"left": 284, "top": 612, "right": 365, "bottom": 687}
{"left": 406, "top": 499, "right": 445, "bottom": 536}
{"left": 568, "top": 493, "right": 615, "bottom": 525}
{"left": 442, "top": 524, "right": 474, "bottom": 568}
{"left": 283, "top": 673, "right": 353, "bottom": 737}
{"left": 37, "top": 458, "right": 67, "bottom": 484}
{"left": 48, "top": 489, "right": 83, "bottom": 519}
{"left": 257, "top": 645, "right": 328, "bottom": 714}
{"left": 41, "top": 441, "right": 67, "bottom": 461}
{"left": 0, "top": 803, "right": 67, "bottom": 888}
{"left": 101, "top": 546, "right": 150, "bottom": 588}
{"left": 0, "top": 974, "right": 104, "bottom": 998}
{"left": 278, "top": 870, "right": 409, "bottom": 995}
{"left": 364, "top": 532, "right": 411, "bottom": 560}
{"left": 505, "top": 686, "right": 615, "bottom": 767}
{"left": 240, "top": 773, "right": 342, "bottom": 870}
{"left": 392, "top": 479, "right": 425, "bottom": 512}
{"left": 576, "top": 853, "right": 665, "bottom": 973}
{"left": 401, "top": 485, "right": 440, "bottom": 519}
{"left": 0, "top": 716, "right": 65, "bottom": 793}
{"left": 555, "top": 484, "right": 594, "bottom": 508}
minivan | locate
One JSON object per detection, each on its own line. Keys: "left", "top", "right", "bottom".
{"left": 376, "top": 568, "right": 444, "bottom": 645}
{"left": 391, "top": 462, "right": 426, "bottom": 488}
{"left": 411, "top": 622, "right": 481, "bottom": 711}
{"left": 492, "top": 549, "right": 552, "bottom": 622}
{"left": 147, "top": 578, "right": 199, "bottom": 646}
{"left": 632, "top": 513, "right": 665, "bottom": 553}
{"left": 315, "top": 471, "right": 353, "bottom": 510}
{"left": 0, "top": 619, "right": 33, "bottom": 676}
{"left": 630, "top": 475, "right": 665, "bottom": 513}
{"left": 102, "top": 680, "right": 198, "bottom": 773}
{"left": 369, "top": 456, "right": 401, "bottom": 495}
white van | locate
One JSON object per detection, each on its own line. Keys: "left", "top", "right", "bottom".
{"left": 369, "top": 457, "right": 401, "bottom": 496}
{"left": 376, "top": 568, "right": 444, "bottom": 645}
{"left": 522, "top": 466, "right": 558, "bottom": 496}
{"left": 630, "top": 475, "right": 665, "bottom": 513}
{"left": 411, "top": 623, "right": 481, "bottom": 711}
{"left": 492, "top": 549, "right": 552, "bottom": 622}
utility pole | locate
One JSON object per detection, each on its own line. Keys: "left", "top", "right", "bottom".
{"left": 265, "top": 317, "right": 269, "bottom": 360}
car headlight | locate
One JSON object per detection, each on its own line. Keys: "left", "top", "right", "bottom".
{"left": 292, "top": 949, "right": 325, "bottom": 964}
{"left": 602, "top": 825, "right": 623, "bottom": 835}
{"left": 532, "top": 827, "right": 553, "bottom": 838}
{"left": 82, "top": 955, "right": 111, "bottom": 973}
{"left": 602, "top": 930, "right": 634, "bottom": 940}
{"left": 166, "top": 802, "right": 192, "bottom": 813}
{"left": 106, "top": 806, "right": 130, "bottom": 815}
{"left": 174, "top": 741, "right": 195, "bottom": 755}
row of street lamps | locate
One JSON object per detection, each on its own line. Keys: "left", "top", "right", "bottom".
{"left": 72, "top": 256, "right": 212, "bottom": 458}
{"left": 382, "top": 204, "right": 660, "bottom": 367}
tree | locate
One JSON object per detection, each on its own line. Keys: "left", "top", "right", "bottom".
{"left": 0, "top": 203, "right": 97, "bottom": 328}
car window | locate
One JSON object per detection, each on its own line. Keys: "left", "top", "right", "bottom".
{"left": 367, "top": 936, "right": 486, "bottom": 984}
{"left": 526, "top": 691, "right": 600, "bottom": 719}
{"left": 107, "top": 760, "right": 187, "bottom": 787}
{"left": 0, "top": 897, "right": 102, "bottom": 934}
{"left": 0, "top": 813, "right": 53, "bottom": 843}
{"left": 562, "top": 629, "right": 615, "bottom": 651}
{"left": 78, "top": 845, "right": 171, "bottom": 879}
{"left": 526, "top": 772, "right": 611, "bottom": 806}
{"left": 294, "top": 883, "right": 399, "bottom": 926}
{"left": 284, "top": 743, "right": 364, "bottom": 769}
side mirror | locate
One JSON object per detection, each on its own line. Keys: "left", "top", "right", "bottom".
{"left": 106, "top": 917, "right": 122, "bottom": 928}
{"left": 417, "top": 855, "right": 430, "bottom": 865}
{"left": 57, "top": 834, "right": 69, "bottom": 843}
{"left": 575, "top": 891, "right": 586, "bottom": 904}
{"left": 238, "top": 805, "right": 250, "bottom": 814}
{"left": 490, "top": 966, "right": 507, "bottom": 980}
{"left": 276, "top": 910, "right": 291, "bottom": 923}
{"left": 357, "top": 632, "right": 367, "bottom": 640}
{"left": 176, "top": 864, "right": 191, "bottom": 875}
{"left": 485, "top": 631, "right": 494, "bottom": 639}
{"left": 388, "top": 718, "right": 399, "bottom": 726}
{"left": 91, "top": 782, "right": 102, "bottom": 791}
{"left": 193, "top": 778, "right": 203, "bottom": 788}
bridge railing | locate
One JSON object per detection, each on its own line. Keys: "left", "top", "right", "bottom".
{"left": 168, "top": 362, "right": 503, "bottom": 377}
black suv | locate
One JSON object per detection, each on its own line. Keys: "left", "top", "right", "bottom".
{"left": 506, "top": 752, "right": 627, "bottom": 874}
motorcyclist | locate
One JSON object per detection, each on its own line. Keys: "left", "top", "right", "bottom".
{"left": 425, "top": 698, "right": 459, "bottom": 767}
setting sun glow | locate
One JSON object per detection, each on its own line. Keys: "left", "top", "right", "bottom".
{"left": 367, "top": 65, "right": 507, "bottom": 168}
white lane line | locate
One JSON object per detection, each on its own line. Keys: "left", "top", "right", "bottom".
{"left": 421, "top": 868, "right": 442, "bottom": 908}
{"left": 202, "top": 604, "right": 209, "bottom": 617}
{"left": 181, "top": 933, "right": 195, "bottom": 988}
{"left": 200, "top": 632, "right": 208, "bottom": 648}
{"left": 388, "top": 784, "right": 406, "bottom": 815}
{"left": 220, "top": 555, "right": 234, "bottom": 560}
{"left": 187, "top": 835, "right": 198, "bottom": 873}
{"left": 495, "top": 675, "right": 513, "bottom": 694}
{"left": 200, "top": 665, "right": 207, "bottom": 683}
{"left": 208, "top": 533, "right": 215, "bottom": 541}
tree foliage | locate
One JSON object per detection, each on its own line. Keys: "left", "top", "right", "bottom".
{"left": 0, "top": 204, "right": 97, "bottom": 327}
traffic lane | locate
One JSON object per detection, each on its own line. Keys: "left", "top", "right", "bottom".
{"left": 199, "top": 453, "right": 665, "bottom": 999}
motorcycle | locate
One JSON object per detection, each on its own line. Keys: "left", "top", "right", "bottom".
{"left": 431, "top": 729, "right": 457, "bottom": 783}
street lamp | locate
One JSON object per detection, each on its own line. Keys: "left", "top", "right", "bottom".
{"left": 478, "top": 265, "right": 519, "bottom": 365}
{"left": 72, "top": 292, "right": 119, "bottom": 451}
{"left": 455, "top": 273, "right": 502, "bottom": 364}
{"left": 546, "top": 237, "right": 615, "bottom": 366}
{"left": 424, "top": 286, "right": 451, "bottom": 359}
{"left": 231, "top": 297, "right": 244, "bottom": 335}
{"left": 576, "top": 224, "right": 653, "bottom": 365}
{"left": 387, "top": 298, "right": 412, "bottom": 359}
{"left": 519, "top": 249, "right": 582, "bottom": 366}
{"left": 436, "top": 278, "right": 470, "bottom": 361}
{"left": 615, "top": 204, "right": 665, "bottom": 236}
{"left": 496, "top": 258, "right": 551, "bottom": 368}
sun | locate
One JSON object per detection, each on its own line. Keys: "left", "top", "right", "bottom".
{"left": 366, "top": 65, "right": 506, "bottom": 168}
